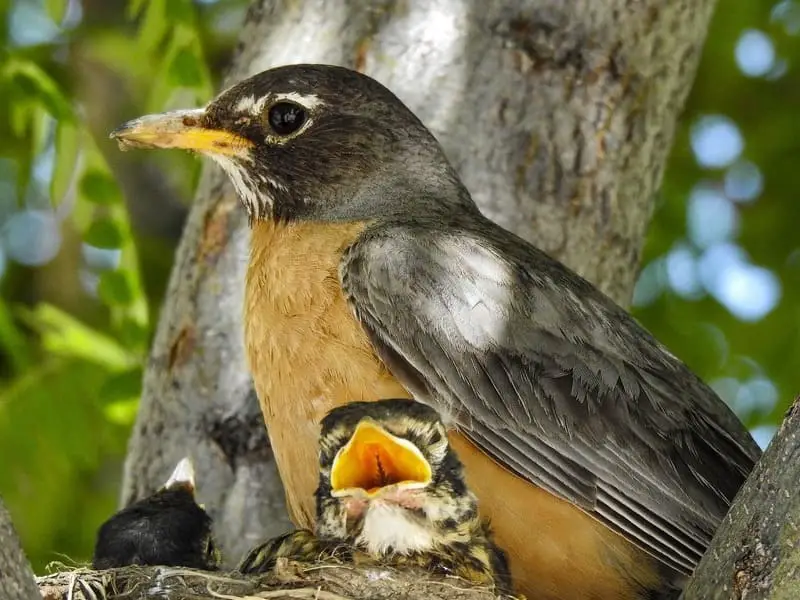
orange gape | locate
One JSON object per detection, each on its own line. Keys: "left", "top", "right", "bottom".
{"left": 244, "top": 219, "right": 660, "bottom": 600}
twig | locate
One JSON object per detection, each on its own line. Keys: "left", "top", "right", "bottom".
{"left": 35, "top": 561, "right": 509, "bottom": 600}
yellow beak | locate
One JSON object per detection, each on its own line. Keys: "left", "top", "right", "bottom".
{"left": 110, "top": 109, "right": 253, "bottom": 157}
{"left": 330, "top": 420, "right": 432, "bottom": 498}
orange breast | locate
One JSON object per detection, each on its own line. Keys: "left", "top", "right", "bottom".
{"left": 244, "top": 219, "right": 411, "bottom": 527}
{"left": 243, "top": 219, "right": 660, "bottom": 600}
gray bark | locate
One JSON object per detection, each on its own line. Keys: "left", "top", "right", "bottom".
{"left": 121, "top": 0, "right": 718, "bottom": 570}
{"left": 0, "top": 498, "right": 40, "bottom": 600}
{"left": 683, "top": 397, "right": 800, "bottom": 600}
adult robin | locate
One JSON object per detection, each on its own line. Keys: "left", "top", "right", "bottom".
{"left": 111, "top": 64, "right": 760, "bottom": 599}
{"left": 238, "top": 398, "right": 511, "bottom": 594}
{"left": 92, "top": 457, "right": 218, "bottom": 570}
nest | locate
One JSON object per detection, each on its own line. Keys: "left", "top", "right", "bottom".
{"left": 36, "top": 558, "right": 512, "bottom": 600}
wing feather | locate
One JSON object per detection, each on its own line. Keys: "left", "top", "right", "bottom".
{"left": 341, "top": 221, "right": 760, "bottom": 574}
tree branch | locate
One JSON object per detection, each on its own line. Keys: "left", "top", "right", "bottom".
{"left": 683, "top": 396, "right": 800, "bottom": 599}
{"left": 0, "top": 497, "right": 41, "bottom": 600}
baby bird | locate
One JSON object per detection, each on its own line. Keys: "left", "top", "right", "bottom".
{"left": 239, "top": 399, "right": 511, "bottom": 594}
{"left": 92, "top": 457, "right": 218, "bottom": 570}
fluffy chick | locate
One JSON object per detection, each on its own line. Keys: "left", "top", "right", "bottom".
{"left": 92, "top": 457, "right": 218, "bottom": 570}
{"left": 239, "top": 399, "right": 511, "bottom": 593}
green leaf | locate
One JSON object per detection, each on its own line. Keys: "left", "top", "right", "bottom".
{"left": 3, "top": 59, "right": 73, "bottom": 121}
{"left": 99, "top": 368, "right": 143, "bottom": 405}
{"left": 9, "top": 99, "right": 33, "bottom": 139}
{"left": 84, "top": 218, "right": 125, "bottom": 249}
{"left": 136, "top": 0, "right": 168, "bottom": 53}
{"left": 51, "top": 122, "right": 81, "bottom": 207}
{"left": 29, "top": 105, "right": 52, "bottom": 160}
{"left": 0, "top": 297, "right": 31, "bottom": 373}
{"left": 101, "top": 370, "right": 143, "bottom": 425}
{"left": 104, "top": 398, "right": 141, "bottom": 426}
{"left": 163, "top": 0, "right": 194, "bottom": 24}
{"left": 17, "top": 304, "right": 135, "bottom": 370}
{"left": 168, "top": 46, "right": 204, "bottom": 88}
{"left": 45, "top": 0, "right": 68, "bottom": 24}
{"left": 0, "top": 356, "right": 130, "bottom": 571}
{"left": 127, "top": 0, "right": 150, "bottom": 19}
{"left": 117, "top": 316, "right": 150, "bottom": 350}
{"left": 71, "top": 143, "right": 150, "bottom": 345}
{"left": 79, "top": 170, "right": 121, "bottom": 206}
{"left": 145, "top": 23, "right": 212, "bottom": 111}
{"left": 98, "top": 270, "right": 135, "bottom": 306}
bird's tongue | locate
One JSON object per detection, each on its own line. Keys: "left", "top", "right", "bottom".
{"left": 330, "top": 421, "right": 432, "bottom": 497}
{"left": 363, "top": 443, "right": 409, "bottom": 492}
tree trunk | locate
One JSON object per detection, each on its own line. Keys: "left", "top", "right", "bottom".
{"left": 0, "top": 498, "right": 40, "bottom": 600}
{"left": 121, "top": 0, "right": 718, "bottom": 570}
{"left": 682, "top": 397, "right": 800, "bottom": 600}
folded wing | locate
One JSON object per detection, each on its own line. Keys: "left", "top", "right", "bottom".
{"left": 341, "top": 220, "right": 759, "bottom": 574}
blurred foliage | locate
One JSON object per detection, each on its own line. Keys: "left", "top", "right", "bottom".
{"left": 636, "top": 1, "right": 800, "bottom": 440}
{"left": 0, "top": 0, "right": 247, "bottom": 571}
{"left": 0, "top": 0, "right": 796, "bottom": 575}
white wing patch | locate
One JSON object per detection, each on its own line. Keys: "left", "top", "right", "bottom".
{"left": 428, "top": 238, "right": 515, "bottom": 350}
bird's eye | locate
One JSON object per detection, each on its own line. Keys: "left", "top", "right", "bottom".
{"left": 268, "top": 102, "right": 307, "bottom": 136}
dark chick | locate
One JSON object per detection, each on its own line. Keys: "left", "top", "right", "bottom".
{"left": 112, "top": 64, "right": 759, "bottom": 599}
{"left": 92, "top": 457, "right": 218, "bottom": 570}
{"left": 239, "top": 399, "right": 511, "bottom": 594}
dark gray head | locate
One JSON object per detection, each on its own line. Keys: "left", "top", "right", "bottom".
{"left": 111, "top": 64, "right": 473, "bottom": 222}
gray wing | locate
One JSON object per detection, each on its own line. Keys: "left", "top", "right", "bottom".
{"left": 341, "top": 220, "right": 760, "bottom": 575}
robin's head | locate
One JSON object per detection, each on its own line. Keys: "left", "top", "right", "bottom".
{"left": 92, "top": 457, "right": 218, "bottom": 570}
{"left": 315, "top": 399, "right": 478, "bottom": 556}
{"left": 111, "top": 64, "right": 472, "bottom": 222}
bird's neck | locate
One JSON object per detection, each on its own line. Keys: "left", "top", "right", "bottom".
{"left": 246, "top": 218, "right": 368, "bottom": 275}
{"left": 356, "top": 502, "right": 437, "bottom": 556}
{"left": 329, "top": 165, "right": 479, "bottom": 223}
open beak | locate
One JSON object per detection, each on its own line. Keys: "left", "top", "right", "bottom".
{"left": 110, "top": 109, "right": 253, "bottom": 157}
{"left": 163, "top": 457, "right": 196, "bottom": 494}
{"left": 330, "top": 420, "right": 432, "bottom": 498}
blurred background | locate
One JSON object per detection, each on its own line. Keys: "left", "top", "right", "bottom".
{"left": 0, "top": 0, "right": 796, "bottom": 572}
